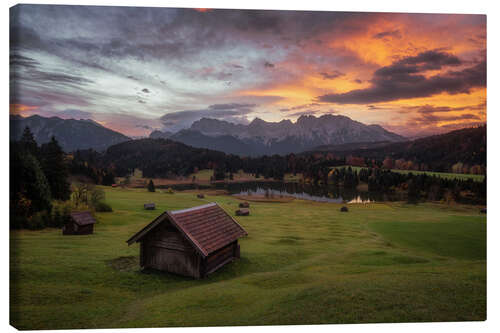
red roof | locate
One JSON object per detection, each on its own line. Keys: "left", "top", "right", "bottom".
{"left": 127, "top": 203, "right": 247, "bottom": 257}
{"left": 70, "top": 211, "right": 96, "bottom": 226}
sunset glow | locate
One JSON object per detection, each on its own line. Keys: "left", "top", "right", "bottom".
{"left": 10, "top": 6, "right": 486, "bottom": 137}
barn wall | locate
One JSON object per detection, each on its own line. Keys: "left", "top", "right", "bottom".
{"left": 204, "top": 241, "right": 237, "bottom": 275}
{"left": 141, "top": 222, "right": 201, "bottom": 278}
{"left": 62, "top": 222, "right": 94, "bottom": 235}
{"left": 76, "top": 224, "right": 94, "bottom": 235}
{"left": 62, "top": 222, "right": 75, "bottom": 235}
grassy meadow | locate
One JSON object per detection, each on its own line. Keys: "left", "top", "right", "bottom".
{"left": 10, "top": 187, "right": 486, "bottom": 329}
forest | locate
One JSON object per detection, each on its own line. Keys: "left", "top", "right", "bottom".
{"left": 11, "top": 125, "right": 486, "bottom": 230}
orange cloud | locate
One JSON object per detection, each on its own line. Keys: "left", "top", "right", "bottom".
{"left": 10, "top": 104, "right": 39, "bottom": 116}
{"left": 194, "top": 8, "right": 212, "bottom": 13}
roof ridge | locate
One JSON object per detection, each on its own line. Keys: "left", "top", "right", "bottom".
{"left": 170, "top": 202, "right": 217, "bottom": 215}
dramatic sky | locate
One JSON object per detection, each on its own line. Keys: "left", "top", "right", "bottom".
{"left": 10, "top": 5, "right": 486, "bottom": 137}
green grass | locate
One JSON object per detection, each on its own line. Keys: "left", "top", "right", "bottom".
{"left": 334, "top": 166, "right": 485, "bottom": 182}
{"left": 192, "top": 169, "right": 214, "bottom": 181}
{"left": 10, "top": 187, "right": 486, "bottom": 329}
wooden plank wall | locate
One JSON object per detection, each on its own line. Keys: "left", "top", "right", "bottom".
{"left": 142, "top": 222, "right": 201, "bottom": 278}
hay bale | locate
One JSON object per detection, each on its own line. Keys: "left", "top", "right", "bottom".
{"left": 239, "top": 202, "right": 250, "bottom": 208}
{"left": 340, "top": 206, "right": 348, "bottom": 212}
{"left": 236, "top": 208, "right": 250, "bottom": 216}
{"left": 197, "top": 194, "right": 205, "bottom": 199}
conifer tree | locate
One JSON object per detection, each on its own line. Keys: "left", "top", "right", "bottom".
{"left": 40, "top": 137, "right": 71, "bottom": 200}
{"left": 20, "top": 126, "right": 38, "bottom": 156}
{"left": 147, "top": 179, "right": 155, "bottom": 192}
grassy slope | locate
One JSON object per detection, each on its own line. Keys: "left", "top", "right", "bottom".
{"left": 10, "top": 187, "right": 486, "bottom": 329}
{"left": 335, "top": 166, "right": 485, "bottom": 182}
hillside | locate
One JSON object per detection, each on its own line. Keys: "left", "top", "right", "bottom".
{"left": 102, "top": 138, "right": 227, "bottom": 178}
{"left": 309, "top": 126, "right": 486, "bottom": 172}
{"left": 10, "top": 114, "right": 130, "bottom": 152}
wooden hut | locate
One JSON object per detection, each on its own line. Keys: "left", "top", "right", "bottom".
{"left": 236, "top": 208, "right": 250, "bottom": 216}
{"left": 127, "top": 203, "right": 247, "bottom": 279}
{"left": 144, "top": 203, "right": 156, "bottom": 210}
{"left": 63, "top": 211, "right": 96, "bottom": 235}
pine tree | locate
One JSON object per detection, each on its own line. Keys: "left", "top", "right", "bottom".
{"left": 40, "top": 137, "right": 71, "bottom": 201}
{"left": 147, "top": 179, "right": 155, "bottom": 192}
{"left": 20, "top": 126, "right": 38, "bottom": 157}
{"left": 11, "top": 150, "right": 52, "bottom": 220}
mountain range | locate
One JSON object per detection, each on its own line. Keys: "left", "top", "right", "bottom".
{"left": 10, "top": 114, "right": 130, "bottom": 152}
{"left": 150, "top": 115, "right": 406, "bottom": 156}
{"left": 10, "top": 113, "right": 406, "bottom": 155}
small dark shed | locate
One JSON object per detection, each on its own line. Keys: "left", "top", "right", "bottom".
{"left": 144, "top": 203, "right": 155, "bottom": 210}
{"left": 127, "top": 202, "right": 248, "bottom": 279}
{"left": 236, "top": 208, "right": 250, "bottom": 216}
{"left": 63, "top": 211, "right": 96, "bottom": 235}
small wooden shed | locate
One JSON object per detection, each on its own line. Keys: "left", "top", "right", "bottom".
{"left": 144, "top": 203, "right": 155, "bottom": 210}
{"left": 127, "top": 203, "right": 247, "bottom": 279}
{"left": 63, "top": 211, "right": 96, "bottom": 235}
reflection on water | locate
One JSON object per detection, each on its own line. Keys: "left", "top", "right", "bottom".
{"left": 236, "top": 186, "right": 343, "bottom": 203}
{"left": 229, "top": 182, "right": 388, "bottom": 203}
{"left": 347, "top": 196, "right": 375, "bottom": 204}
{"left": 163, "top": 181, "right": 404, "bottom": 203}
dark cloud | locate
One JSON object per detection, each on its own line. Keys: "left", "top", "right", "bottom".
{"left": 13, "top": 69, "right": 93, "bottom": 86}
{"left": 10, "top": 54, "right": 40, "bottom": 68}
{"left": 288, "top": 110, "right": 320, "bottom": 117}
{"left": 413, "top": 113, "right": 480, "bottom": 124}
{"left": 9, "top": 6, "right": 356, "bottom": 68}
{"left": 56, "top": 109, "right": 93, "bottom": 119}
{"left": 159, "top": 103, "right": 257, "bottom": 131}
{"left": 320, "top": 70, "right": 344, "bottom": 80}
{"left": 135, "top": 124, "right": 153, "bottom": 130}
{"left": 10, "top": 48, "right": 93, "bottom": 87}
{"left": 280, "top": 103, "right": 321, "bottom": 112}
{"left": 318, "top": 51, "right": 485, "bottom": 104}
{"left": 209, "top": 103, "right": 256, "bottom": 110}
{"left": 395, "top": 101, "right": 486, "bottom": 115}
{"left": 264, "top": 62, "right": 275, "bottom": 68}
{"left": 142, "top": 88, "right": 150, "bottom": 93}
{"left": 373, "top": 29, "right": 402, "bottom": 39}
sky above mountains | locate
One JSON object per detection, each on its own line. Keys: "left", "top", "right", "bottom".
{"left": 10, "top": 5, "right": 486, "bottom": 137}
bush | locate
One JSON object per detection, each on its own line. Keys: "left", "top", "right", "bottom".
{"left": 94, "top": 201, "right": 113, "bottom": 212}
{"left": 166, "top": 187, "right": 175, "bottom": 194}
{"left": 27, "top": 211, "right": 50, "bottom": 230}
{"left": 90, "top": 188, "right": 105, "bottom": 207}
{"left": 51, "top": 201, "right": 73, "bottom": 228}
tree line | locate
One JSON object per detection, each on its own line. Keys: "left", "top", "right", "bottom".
{"left": 11, "top": 127, "right": 112, "bottom": 229}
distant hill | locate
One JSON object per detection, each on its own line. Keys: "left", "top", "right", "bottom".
{"left": 149, "top": 130, "right": 173, "bottom": 139}
{"left": 10, "top": 114, "right": 130, "bottom": 152}
{"left": 151, "top": 114, "right": 406, "bottom": 156}
{"left": 102, "top": 138, "right": 227, "bottom": 178}
{"left": 307, "top": 126, "right": 486, "bottom": 172}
